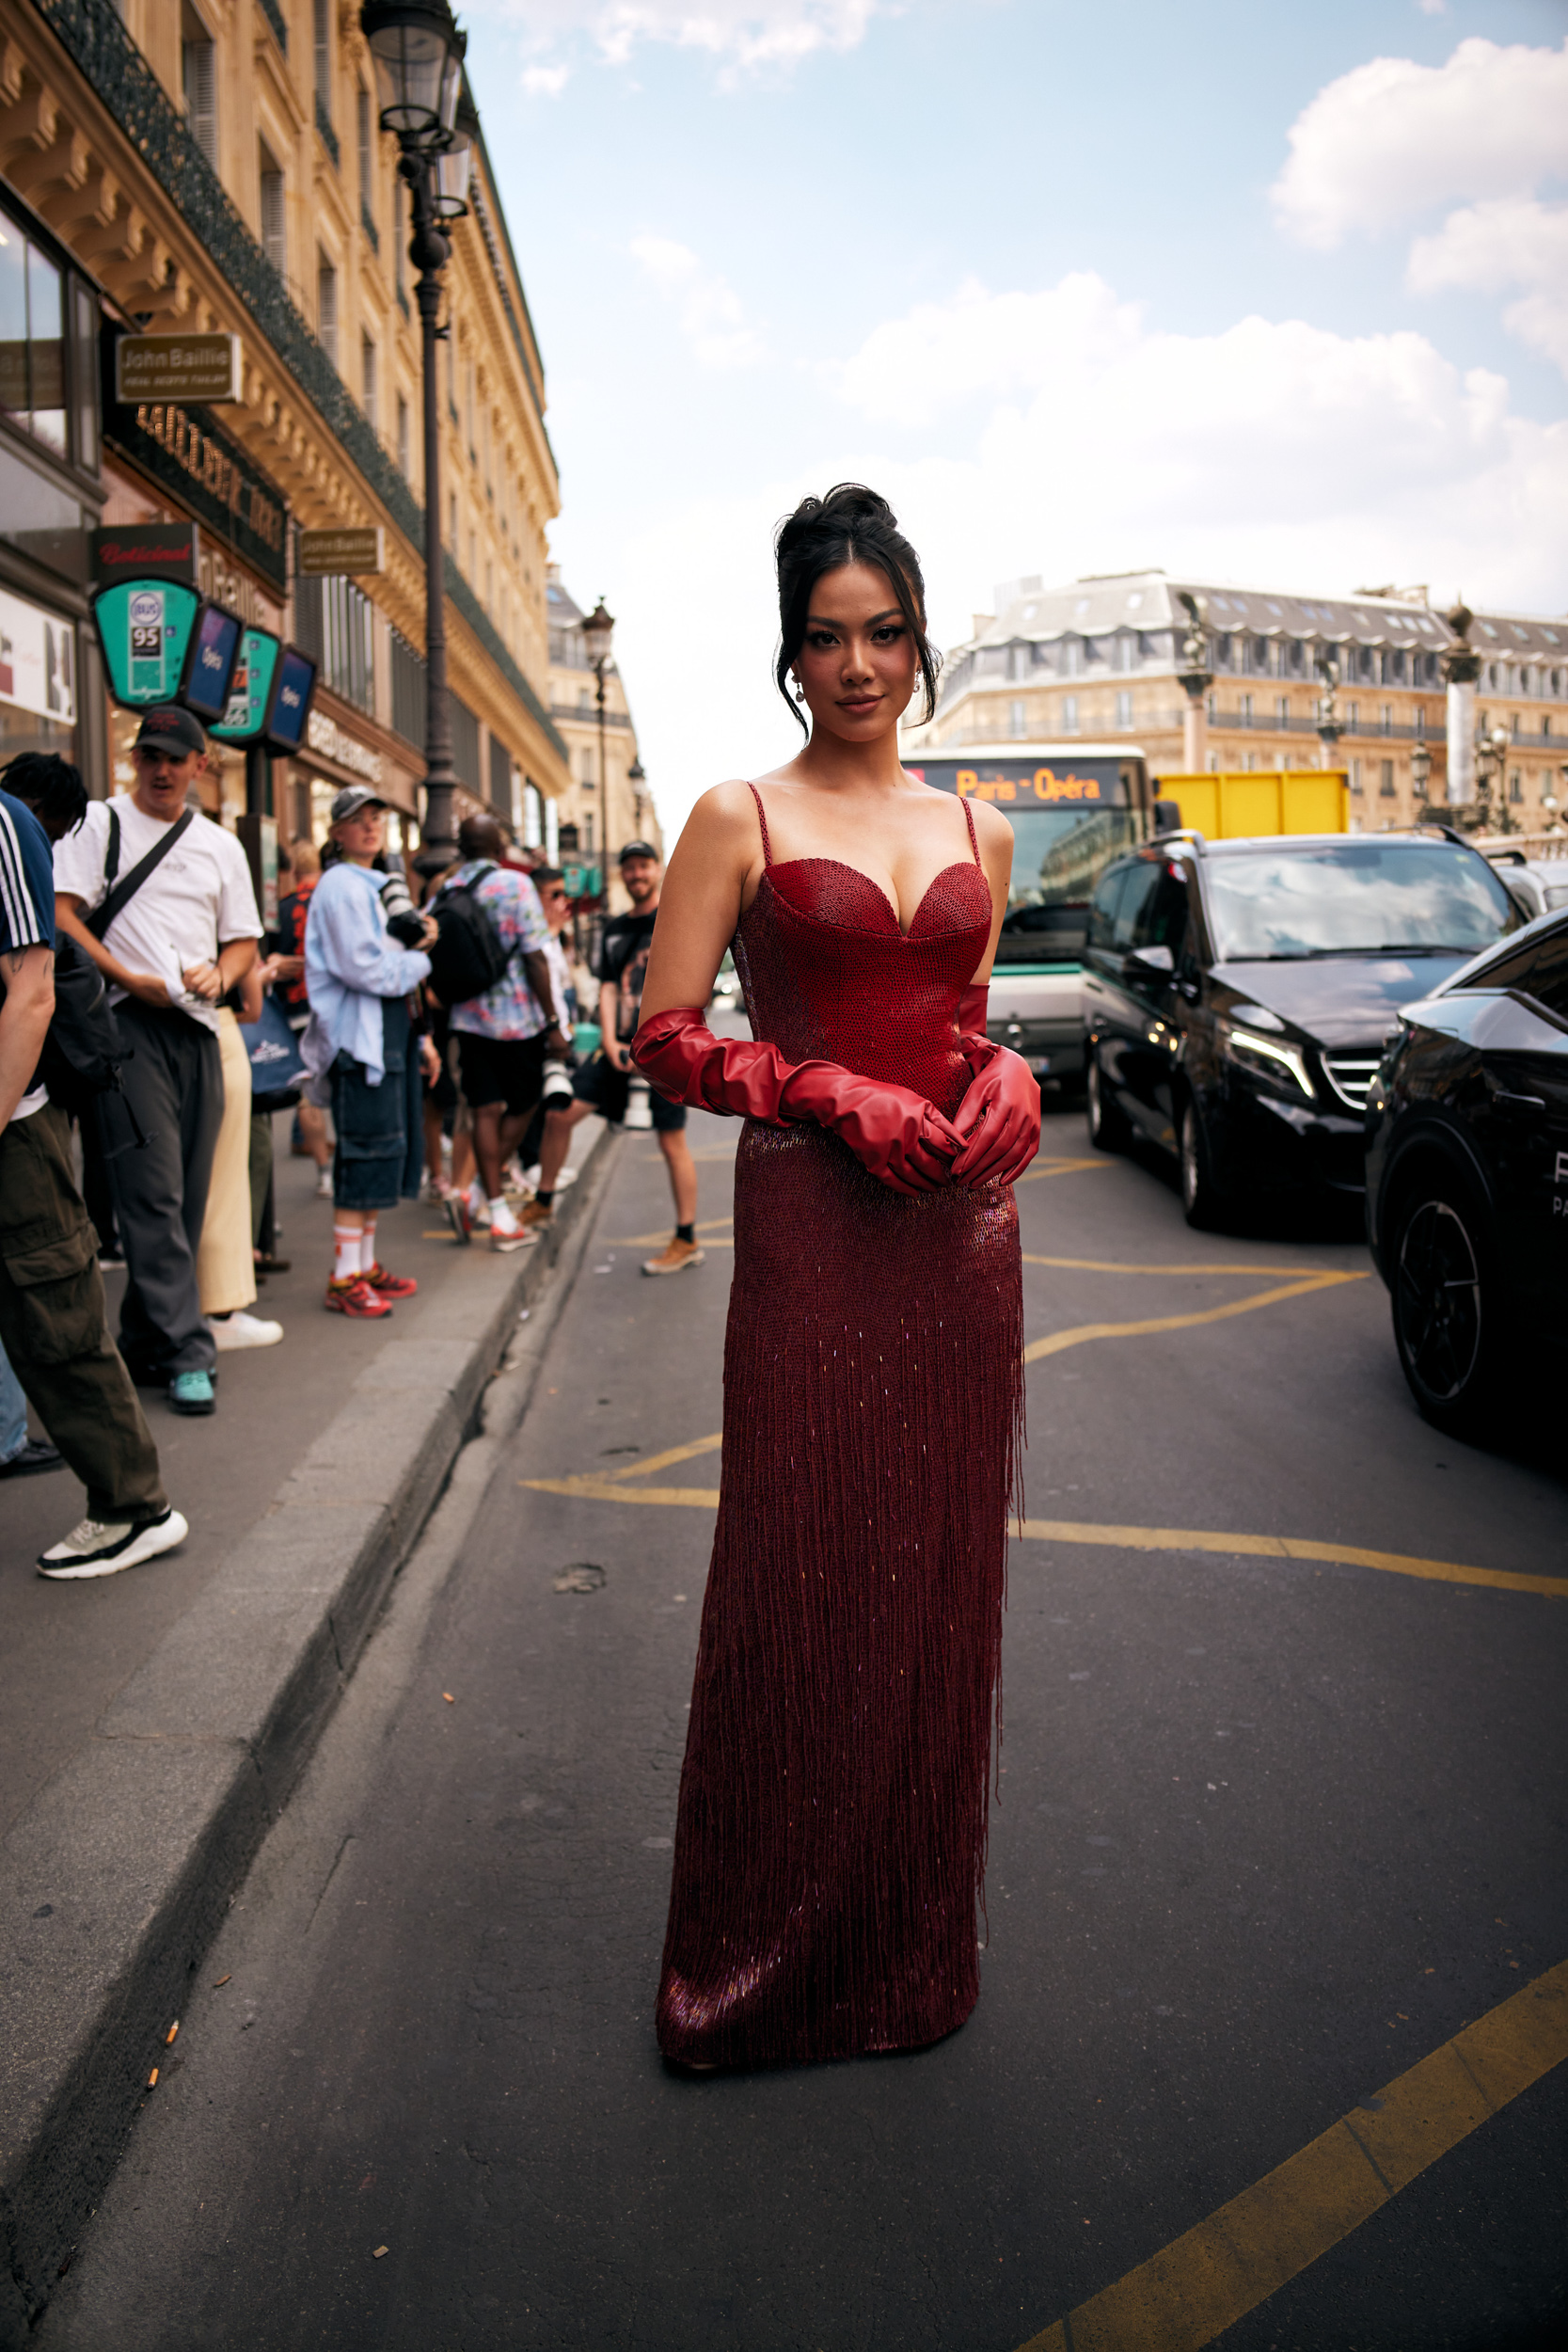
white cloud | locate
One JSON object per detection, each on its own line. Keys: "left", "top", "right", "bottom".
{"left": 1408, "top": 197, "right": 1568, "bottom": 374}
{"left": 1271, "top": 37, "right": 1568, "bottom": 250}
{"left": 630, "top": 234, "right": 769, "bottom": 368}
{"left": 521, "top": 62, "right": 570, "bottom": 96}
{"left": 468, "top": 0, "right": 881, "bottom": 81}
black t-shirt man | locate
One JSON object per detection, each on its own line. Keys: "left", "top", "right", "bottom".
{"left": 596, "top": 907, "right": 657, "bottom": 1045}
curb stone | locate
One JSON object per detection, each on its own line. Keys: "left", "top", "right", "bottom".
{"left": 0, "top": 1129, "right": 617, "bottom": 2343}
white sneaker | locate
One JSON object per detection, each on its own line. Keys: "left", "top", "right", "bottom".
{"left": 315, "top": 1168, "right": 334, "bottom": 1199}
{"left": 212, "top": 1311, "right": 284, "bottom": 1352}
{"left": 39, "top": 1507, "right": 189, "bottom": 1580}
{"left": 489, "top": 1205, "right": 535, "bottom": 1253}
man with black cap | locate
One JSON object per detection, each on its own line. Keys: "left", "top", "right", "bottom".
{"left": 533, "top": 840, "right": 702, "bottom": 1276}
{"left": 53, "top": 705, "right": 262, "bottom": 1416}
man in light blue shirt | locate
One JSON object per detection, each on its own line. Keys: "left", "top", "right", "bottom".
{"left": 304, "top": 787, "right": 435, "bottom": 1318}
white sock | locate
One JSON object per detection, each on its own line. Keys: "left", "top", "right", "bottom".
{"left": 333, "top": 1227, "right": 360, "bottom": 1282}
{"left": 491, "top": 1198, "right": 519, "bottom": 1233}
{"left": 359, "top": 1219, "right": 378, "bottom": 1274}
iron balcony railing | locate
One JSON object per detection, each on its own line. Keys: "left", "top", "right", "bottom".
{"left": 32, "top": 0, "right": 564, "bottom": 765}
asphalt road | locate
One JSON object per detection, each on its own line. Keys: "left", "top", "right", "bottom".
{"left": 39, "top": 1097, "right": 1568, "bottom": 2352}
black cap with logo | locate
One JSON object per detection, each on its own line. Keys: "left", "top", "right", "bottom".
{"left": 133, "top": 706, "right": 207, "bottom": 756}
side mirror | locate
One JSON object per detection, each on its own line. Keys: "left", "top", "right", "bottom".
{"left": 1127, "top": 943, "right": 1175, "bottom": 977}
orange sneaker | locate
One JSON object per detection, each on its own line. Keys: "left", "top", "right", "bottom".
{"left": 364, "top": 1263, "right": 419, "bottom": 1298}
{"left": 325, "top": 1275, "right": 393, "bottom": 1318}
{"left": 641, "top": 1236, "right": 705, "bottom": 1278}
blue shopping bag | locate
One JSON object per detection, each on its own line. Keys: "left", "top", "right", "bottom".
{"left": 238, "top": 993, "right": 307, "bottom": 1107}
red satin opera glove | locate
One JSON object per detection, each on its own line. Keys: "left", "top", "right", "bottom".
{"left": 949, "top": 982, "right": 1041, "bottom": 1187}
{"left": 632, "top": 1007, "right": 963, "bottom": 1195}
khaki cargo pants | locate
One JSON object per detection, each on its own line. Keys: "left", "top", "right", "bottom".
{"left": 0, "top": 1102, "right": 166, "bottom": 1524}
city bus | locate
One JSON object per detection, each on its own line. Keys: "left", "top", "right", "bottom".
{"left": 902, "top": 745, "right": 1156, "bottom": 1087}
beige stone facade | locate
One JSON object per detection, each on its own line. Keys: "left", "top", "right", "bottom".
{"left": 905, "top": 572, "right": 1568, "bottom": 835}
{"left": 0, "top": 0, "right": 567, "bottom": 845}
{"left": 546, "top": 566, "right": 659, "bottom": 914}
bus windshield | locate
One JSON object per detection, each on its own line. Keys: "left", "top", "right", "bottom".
{"left": 909, "top": 752, "right": 1147, "bottom": 966}
{"left": 998, "top": 807, "right": 1142, "bottom": 962}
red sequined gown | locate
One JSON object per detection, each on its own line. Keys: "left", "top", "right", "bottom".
{"left": 656, "top": 784, "right": 1023, "bottom": 2069}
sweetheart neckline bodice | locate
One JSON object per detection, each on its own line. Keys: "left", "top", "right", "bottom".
{"left": 756, "top": 856, "right": 988, "bottom": 941}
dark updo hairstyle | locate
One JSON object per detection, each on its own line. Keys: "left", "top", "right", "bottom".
{"left": 774, "top": 483, "right": 940, "bottom": 737}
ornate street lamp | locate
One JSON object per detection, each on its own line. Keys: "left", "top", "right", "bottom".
{"left": 1315, "top": 653, "right": 1344, "bottom": 772}
{"left": 1175, "top": 590, "right": 1212, "bottom": 773}
{"left": 362, "top": 0, "right": 467, "bottom": 870}
{"left": 579, "top": 596, "right": 614, "bottom": 898}
{"left": 1410, "top": 735, "right": 1432, "bottom": 816}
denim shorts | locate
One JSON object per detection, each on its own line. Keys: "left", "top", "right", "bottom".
{"left": 331, "top": 999, "right": 421, "bottom": 1211}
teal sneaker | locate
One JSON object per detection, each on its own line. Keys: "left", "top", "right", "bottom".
{"left": 168, "top": 1369, "right": 216, "bottom": 1416}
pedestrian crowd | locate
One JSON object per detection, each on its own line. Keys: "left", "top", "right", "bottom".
{"left": 0, "top": 706, "right": 700, "bottom": 1581}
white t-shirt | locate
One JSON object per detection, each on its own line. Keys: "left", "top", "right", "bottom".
{"left": 53, "top": 796, "right": 261, "bottom": 1033}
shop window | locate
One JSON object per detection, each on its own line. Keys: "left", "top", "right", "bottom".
{"left": 317, "top": 252, "right": 338, "bottom": 369}
{"left": 389, "top": 626, "right": 426, "bottom": 748}
{"left": 451, "top": 691, "right": 481, "bottom": 792}
{"left": 295, "top": 573, "right": 373, "bottom": 716}
{"left": 182, "top": 10, "right": 217, "bottom": 171}
{"left": 0, "top": 222, "right": 66, "bottom": 454}
{"left": 489, "top": 733, "right": 513, "bottom": 820}
{"left": 260, "top": 145, "right": 285, "bottom": 273}
{"left": 357, "top": 87, "right": 373, "bottom": 237}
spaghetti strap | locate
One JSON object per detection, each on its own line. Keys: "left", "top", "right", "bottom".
{"left": 746, "top": 780, "right": 774, "bottom": 867}
{"left": 959, "top": 795, "right": 981, "bottom": 866}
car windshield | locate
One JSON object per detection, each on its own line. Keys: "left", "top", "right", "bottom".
{"left": 1205, "top": 841, "right": 1519, "bottom": 961}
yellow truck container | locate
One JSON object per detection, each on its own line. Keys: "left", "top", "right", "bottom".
{"left": 1156, "top": 771, "right": 1349, "bottom": 838}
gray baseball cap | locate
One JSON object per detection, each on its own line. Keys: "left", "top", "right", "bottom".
{"left": 329, "top": 783, "right": 387, "bottom": 824}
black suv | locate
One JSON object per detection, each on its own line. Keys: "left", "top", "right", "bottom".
{"left": 1366, "top": 906, "right": 1568, "bottom": 1432}
{"left": 1082, "top": 830, "right": 1521, "bottom": 1225}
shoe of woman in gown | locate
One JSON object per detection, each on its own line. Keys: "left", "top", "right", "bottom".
{"left": 633, "top": 485, "right": 1041, "bottom": 2071}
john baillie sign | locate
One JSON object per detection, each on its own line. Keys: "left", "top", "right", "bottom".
{"left": 101, "top": 326, "right": 288, "bottom": 593}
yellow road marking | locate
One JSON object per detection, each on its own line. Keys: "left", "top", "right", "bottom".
{"left": 1015, "top": 1157, "right": 1111, "bottom": 1182}
{"left": 1016, "top": 1958, "right": 1568, "bottom": 2352}
{"left": 1022, "top": 1272, "right": 1365, "bottom": 1362}
{"left": 1022, "top": 1255, "right": 1359, "bottom": 1278}
{"left": 518, "top": 1462, "right": 1561, "bottom": 1599}
{"left": 610, "top": 1232, "right": 737, "bottom": 1251}
{"left": 1011, "top": 1518, "right": 1567, "bottom": 1600}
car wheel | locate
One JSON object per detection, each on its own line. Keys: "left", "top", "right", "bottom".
{"left": 1085, "top": 1048, "right": 1131, "bottom": 1153}
{"left": 1388, "top": 1175, "right": 1503, "bottom": 1435}
{"left": 1179, "top": 1097, "right": 1228, "bottom": 1231}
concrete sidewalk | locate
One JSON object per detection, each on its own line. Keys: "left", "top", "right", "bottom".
{"left": 0, "top": 1117, "right": 617, "bottom": 2344}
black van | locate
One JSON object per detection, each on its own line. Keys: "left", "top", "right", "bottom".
{"left": 1081, "top": 829, "right": 1521, "bottom": 1226}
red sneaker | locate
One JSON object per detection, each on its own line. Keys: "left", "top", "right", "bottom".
{"left": 364, "top": 1263, "right": 419, "bottom": 1298}
{"left": 325, "top": 1275, "right": 393, "bottom": 1318}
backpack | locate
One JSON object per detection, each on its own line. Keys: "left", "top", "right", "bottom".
{"left": 426, "top": 864, "right": 513, "bottom": 1006}
{"left": 37, "top": 936, "right": 130, "bottom": 1108}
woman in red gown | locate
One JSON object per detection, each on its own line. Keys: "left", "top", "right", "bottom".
{"left": 633, "top": 485, "right": 1039, "bottom": 2070}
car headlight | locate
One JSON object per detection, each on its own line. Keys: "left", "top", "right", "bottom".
{"left": 1219, "top": 1019, "right": 1315, "bottom": 1102}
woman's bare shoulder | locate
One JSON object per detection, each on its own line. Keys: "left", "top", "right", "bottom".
{"left": 965, "top": 795, "right": 1014, "bottom": 852}
{"left": 677, "top": 779, "right": 765, "bottom": 841}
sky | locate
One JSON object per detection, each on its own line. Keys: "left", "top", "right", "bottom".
{"left": 461, "top": 0, "right": 1568, "bottom": 840}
